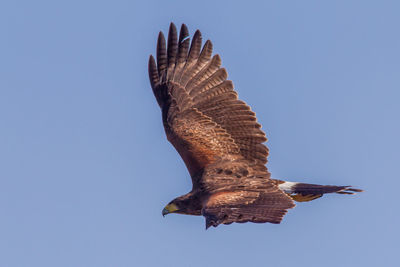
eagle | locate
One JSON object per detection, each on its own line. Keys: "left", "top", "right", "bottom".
{"left": 148, "top": 23, "right": 362, "bottom": 229}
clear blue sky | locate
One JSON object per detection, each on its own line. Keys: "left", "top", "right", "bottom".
{"left": 1, "top": 1, "right": 399, "bottom": 266}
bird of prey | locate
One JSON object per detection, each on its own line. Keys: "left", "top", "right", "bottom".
{"left": 148, "top": 23, "right": 362, "bottom": 229}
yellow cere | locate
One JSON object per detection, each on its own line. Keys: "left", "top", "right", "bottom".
{"left": 165, "top": 203, "right": 179, "bottom": 213}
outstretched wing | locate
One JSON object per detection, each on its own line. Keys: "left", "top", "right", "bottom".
{"left": 149, "top": 23, "right": 269, "bottom": 177}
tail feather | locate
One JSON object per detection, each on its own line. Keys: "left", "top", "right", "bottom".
{"left": 276, "top": 180, "right": 363, "bottom": 202}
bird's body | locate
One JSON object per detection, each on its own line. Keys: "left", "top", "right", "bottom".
{"left": 149, "top": 23, "right": 362, "bottom": 229}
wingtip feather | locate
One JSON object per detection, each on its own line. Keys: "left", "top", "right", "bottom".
{"left": 167, "top": 23, "right": 178, "bottom": 66}
{"left": 179, "top": 24, "right": 189, "bottom": 42}
{"left": 148, "top": 55, "right": 159, "bottom": 89}
{"left": 156, "top": 31, "right": 167, "bottom": 76}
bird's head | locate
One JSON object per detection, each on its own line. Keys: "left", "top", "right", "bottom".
{"left": 162, "top": 194, "right": 202, "bottom": 216}
{"left": 162, "top": 201, "right": 181, "bottom": 216}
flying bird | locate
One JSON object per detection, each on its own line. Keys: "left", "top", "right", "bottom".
{"left": 148, "top": 23, "right": 362, "bottom": 229}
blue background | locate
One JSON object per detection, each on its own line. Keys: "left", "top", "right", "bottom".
{"left": 1, "top": 0, "right": 399, "bottom": 266}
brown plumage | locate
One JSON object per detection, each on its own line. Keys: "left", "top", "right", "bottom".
{"left": 149, "top": 23, "right": 362, "bottom": 229}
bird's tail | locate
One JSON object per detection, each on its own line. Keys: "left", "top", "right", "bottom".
{"left": 275, "top": 180, "right": 363, "bottom": 202}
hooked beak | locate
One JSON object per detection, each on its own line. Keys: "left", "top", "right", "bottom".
{"left": 162, "top": 208, "right": 169, "bottom": 217}
{"left": 162, "top": 203, "right": 179, "bottom": 217}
